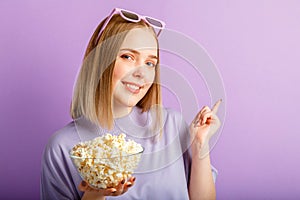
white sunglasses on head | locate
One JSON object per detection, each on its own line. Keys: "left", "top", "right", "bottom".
{"left": 97, "top": 8, "right": 166, "bottom": 41}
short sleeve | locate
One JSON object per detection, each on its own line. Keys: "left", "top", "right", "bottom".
{"left": 211, "top": 164, "right": 218, "bottom": 183}
{"left": 40, "top": 133, "right": 81, "bottom": 200}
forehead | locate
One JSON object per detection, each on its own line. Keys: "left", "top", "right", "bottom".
{"left": 120, "top": 28, "right": 158, "bottom": 52}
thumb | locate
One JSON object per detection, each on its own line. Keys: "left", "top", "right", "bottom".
{"left": 78, "top": 181, "right": 89, "bottom": 191}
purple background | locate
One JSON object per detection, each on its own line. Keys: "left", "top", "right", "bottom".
{"left": 1, "top": 0, "right": 300, "bottom": 199}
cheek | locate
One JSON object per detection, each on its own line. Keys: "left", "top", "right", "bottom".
{"left": 112, "top": 64, "right": 128, "bottom": 85}
{"left": 146, "top": 69, "right": 156, "bottom": 84}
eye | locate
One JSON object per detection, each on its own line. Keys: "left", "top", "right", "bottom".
{"left": 146, "top": 61, "right": 156, "bottom": 67}
{"left": 120, "top": 54, "right": 134, "bottom": 61}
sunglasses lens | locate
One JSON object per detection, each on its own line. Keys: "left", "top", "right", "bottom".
{"left": 145, "top": 17, "right": 163, "bottom": 28}
{"left": 121, "top": 10, "right": 139, "bottom": 20}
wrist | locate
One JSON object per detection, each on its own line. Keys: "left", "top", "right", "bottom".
{"left": 191, "top": 140, "right": 210, "bottom": 159}
{"left": 81, "top": 192, "right": 105, "bottom": 200}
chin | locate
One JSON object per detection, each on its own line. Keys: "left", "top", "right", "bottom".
{"left": 127, "top": 100, "right": 140, "bottom": 107}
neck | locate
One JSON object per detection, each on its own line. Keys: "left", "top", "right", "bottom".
{"left": 112, "top": 102, "right": 133, "bottom": 118}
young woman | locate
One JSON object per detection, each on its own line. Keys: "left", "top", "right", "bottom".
{"left": 40, "top": 8, "right": 221, "bottom": 200}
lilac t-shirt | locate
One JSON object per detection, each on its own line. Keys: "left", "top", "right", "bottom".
{"left": 40, "top": 107, "right": 218, "bottom": 200}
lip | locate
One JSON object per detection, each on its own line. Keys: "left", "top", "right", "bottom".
{"left": 122, "top": 81, "right": 144, "bottom": 94}
{"left": 122, "top": 81, "right": 143, "bottom": 88}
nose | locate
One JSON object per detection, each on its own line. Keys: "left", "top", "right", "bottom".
{"left": 132, "top": 66, "right": 145, "bottom": 79}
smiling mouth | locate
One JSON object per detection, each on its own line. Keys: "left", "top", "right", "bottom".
{"left": 122, "top": 82, "right": 143, "bottom": 94}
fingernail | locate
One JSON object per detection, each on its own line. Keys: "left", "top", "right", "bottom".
{"left": 112, "top": 189, "right": 117, "bottom": 193}
{"left": 82, "top": 181, "right": 87, "bottom": 187}
{"left": 121, "top": 179, "right": 125, "bottom": 184}
{"left": 127, "top": 182, "right": 132, "bottom": 187}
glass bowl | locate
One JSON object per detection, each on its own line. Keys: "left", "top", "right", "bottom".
{"left": 70, "top": 147, "right": 144, "bottom": 189}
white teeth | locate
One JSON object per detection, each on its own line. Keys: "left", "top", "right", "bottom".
{"left": 126, "top": 84, "right": 140, "bottom": 90}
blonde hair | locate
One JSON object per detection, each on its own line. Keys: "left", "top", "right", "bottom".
{"left": 70, "top": 14, "right": 162, "bottom": 130}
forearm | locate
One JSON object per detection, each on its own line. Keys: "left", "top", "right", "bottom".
{"left": 188, "top": 142, "right": 216, "bottom": 200}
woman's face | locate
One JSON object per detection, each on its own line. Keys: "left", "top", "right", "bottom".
{"left": 112, "top": 28, "right": 158, "bottom": 116}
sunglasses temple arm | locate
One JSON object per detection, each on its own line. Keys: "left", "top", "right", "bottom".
{"left": 157, "top": 29, "right": 162, "bottom": 37}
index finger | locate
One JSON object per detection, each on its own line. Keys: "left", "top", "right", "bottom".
{"left": 212, "top": 99, "right": 222, "bottom": 114}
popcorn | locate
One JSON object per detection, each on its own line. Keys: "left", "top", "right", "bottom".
{"left": 70, "top": 133, "right": 143, "bottom": 189}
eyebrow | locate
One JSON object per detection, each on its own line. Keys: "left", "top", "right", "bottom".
{"left": 120, "top": 48, "right": 158, "bottom": 60}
